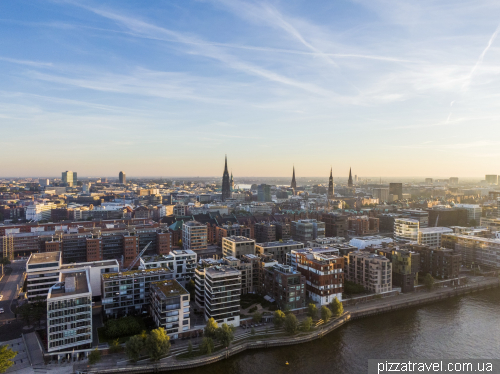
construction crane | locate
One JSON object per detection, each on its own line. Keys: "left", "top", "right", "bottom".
{"left": 123, "top": 241, "right": 153, "bottom": 272}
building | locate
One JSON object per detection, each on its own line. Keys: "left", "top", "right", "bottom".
{"left": 290, "top": 166, "right": 297, "bottom": 192}
{"left": 418, "top": 227, "right": 453, "bottom": 248}
{"left": 46, "top": 268, "right": 92, "bottom": 353}
{"left": 182, "top": 221, "right": 207, "bottom": 251}
{"left": 348, "top": 168, "right": 353, "bottom": 187}
{"left": 274, "top": 221, "right": 291, "bottom": 241}
{"left": 328, "top": 168, "right": 334, "bottom": 199}
{"left": 321, "top": 213, "right": 348, "bottom": 238}
{"left": 390, "top": 249, "right": 420, "bottom": 293}
{"left": 295, "top": 250, "right": 343, "bottom": 305}
{"left": 101, "top": 268, "right": 173, "bottom": 317}
{"left": 149, "top": 280, "right": 190, "bottom": 339}
{"left": 394, "top": 218, "right": 419, "bottom": 241}
{"left": 25, "top": 202, "right": 60, "bottom": 221}
{"left": 411, "top": 245, "right": 460, "bottom": 279}
{"left": 454, "top": 204, "right": 482, "bottom": 224}
{"left": 345, "top": 252, "right": 392, "bottom": 294}
{"left": 442, "top": 234, "right": 500, "bottom": 270}
{"left": 349, "top": 235, "right": 393, "bottom": 250}
{"left": 291, "top": 219, "right": 325, "bottom": 243}
{"left": 400, "top": 209, "right": 429, "bottom": 228}
{"left": 119, "top": 171, "right": 126, "bottom": 185}
{"left": 223, "top": 254, "right": 260, "bottom": 294}
{"left": 62, "top": 171, "right": 77, "bottom": 187}
{"left": 426, "top": 207, "right": 468, "bottom": 227}
{"left": 347, "top": 216, "right": 379, "bottom": 236}
{"left": 203, "top": 266, "right": 241, "bottom": 327}
{"left": 216, "top": 223, "right": 251, "bottom": 245}
{"left": 139, "top": 250, "right": 197, "bottom": 285}
{"left": 485, "top": 175, "right": 498, "bottom": 184}
{"left": 221, "top": 156, "right": 231, "bottom": 202}
{"left": 372, "top": 188, "right": 389, "bottom": 203}
{"left": 222, "top": 236, "right": 256, "bottom": 259}
{"left": 255, "top": 240, "right": 304, "bottom": 264}
{"left": 262, "top": 263, "right": 306, "bottom": 311}
{"left": 254, "top": 222, "right": 276, "bottom": 243}
{"left": 389, "top": 183, "right": 403, "bottom": 200}
{"left": 449, "top": 177, "right": 459, "bottom": 184}
{"left": 257, "top": 184, "right": 272, "bottom": 202}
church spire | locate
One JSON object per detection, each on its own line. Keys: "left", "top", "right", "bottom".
{"left": 328, "top": 167, "right": 334, "bottom": 199}
{"left": 221, "top": 155, "right": 231, "bottom": 201}
{"left": 291, "top": 165, "right": 297, "bottom": 191}
{"left": 348, "top": 167, "right": 353, "bottom": 188}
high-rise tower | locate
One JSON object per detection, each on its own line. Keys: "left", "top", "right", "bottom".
{"left": 291, "top": 166, "right": 297, "bottom": 192}
{"left": 348, "top": 167, "right": 353, "bottom": 187}
{"left": 328, "top": 167, "right": 334, "bottom": 198}
{"left": 221, "top": 155, "right": 231, "bottom": 201}
{"left": 119, "top": 171, "right": 126, "bottom": 185}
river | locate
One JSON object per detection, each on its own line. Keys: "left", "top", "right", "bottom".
{"left": 171, "top": 289, "right": 500, "bottom": 374}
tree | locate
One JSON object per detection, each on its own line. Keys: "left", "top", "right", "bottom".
{"left": 284, "top": 313, "right": 299, "bottom": 335}
{"left": 0, "top": 258, "right": 10, "bottom": 266}
{"left": 301, "top": 317, "right": 313, "bottom": 332}
{"left": 145, "top": 327, "right": 171, "bottom": 361}
{"left": 204, "top": 318, "right": 218, "bottom": 338}
{"left": 273, "top": 310, "right": 286, "bottom": 328}
{"left": 185, "top": 279, "right": 195, "bottom": 298}
{"left": 307, "top": 303, "right": 318, "bottom": 319}
{"left": 252, "top": 311, "right": 262, "bottom": 323}
{"left": 321, "top": 306, "right": 332, "bottom": 322}
{"left": 109, "top": 339, "right": 122, "bottom": 354}
{"left": 16, "top": 304, "right": 32, "bottom": 327}
{"left": 329, "top": 297, "right": 344, "bottom": 317}
{"left": 125, "top": 335, "right": 144, "bottom": 362}
{"left": 424, "top": 273, "right": 435, "bottom": 291}
{"left": 187, "top": 341, "right": 193, "bottom": 356}
{"left": 250, "top": 327, "right": 256, "bottom": 335}
{"left": 216, "top": 323, "right": 235, "bottom": 348}
{"left": 139, "top": 330, "right": 148, "bottom": 342}
{"left": 0, "top": 345, "right": 17, "bottom": 373}
{"left": 88, "top": 349, "right": 101, "bottom": 365}
{"left": 200, "top": 337, "right": 214, "bottom": 354}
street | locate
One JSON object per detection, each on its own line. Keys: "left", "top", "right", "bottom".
{"left": 0, "top": 259, "right": 26, "bottom": 322}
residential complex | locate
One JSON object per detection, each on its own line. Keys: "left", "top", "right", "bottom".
{"left": 345, "top": 252, "right": 392, "bottom": 294}
{"left": 139, "top": 250, "right": 197, "bottom": 285}
{"left": 222, "top": 236, "right": 256, "bottom": 259}
{"left": 291, "top": 219, "right": 325, "bottom": 243}
{"left": 394, "top": 218, "right": 419, "bottom": 241}
{"left": 418, "top": 227, "right": 454, "bottom": 248}
{"left": 182, "top": 221, "right": 208, "bottom": 251}
{"left": 255, "top": 240, "right": 304, "bottom": 263}
{"left": 262, "top": 263, "right": 306, "bottom": 311}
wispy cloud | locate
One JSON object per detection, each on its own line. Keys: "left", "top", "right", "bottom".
{"left": 0, "top": 56, "right": 53, "bottom": 67}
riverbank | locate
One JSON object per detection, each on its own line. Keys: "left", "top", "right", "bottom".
{"left": 73, "top": 276, "right": 499, "bottom": 374}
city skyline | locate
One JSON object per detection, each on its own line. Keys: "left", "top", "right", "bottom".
{"left": 2, "top": 1, "right": 500, "bottom": 177}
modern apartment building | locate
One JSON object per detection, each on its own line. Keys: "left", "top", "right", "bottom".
{"left": 291, "top": 219, "right": 325, "bottom": 243}
{"left": 418, "top": 227, "right": 453, "bottom": 248}
{"left": 295, "top": 251, "right": 343, "bottom": 305}
{"left": 222, "top": 236, "right": 256, "bottom": 259}
{"left": 182, "top": 221, "right": 207, "bottom": 251}
{"left": 426, "top": 207, "right": 468, "bottom": 227}
{"left": 149, "top": 280, "right": 190, "bottom": 339}
{"left": 139, "top": 250, "right": 197, "bottom": 285}
{"left": 349, "top": 235, "right": 393, "bottom": 250}
{"left": 25, "top": 202, "right": 61, "bottom": 221}
{"left": 46, "top": 268, "right": 92, "bottom": 353}
{"left": 394, "top": 218, "right": 419, "bottom": 241}
{"left": 389, "top": 183, "right": 403, "bottom": 200}
{"left": 321, "top": 213, "right": 348, "bottom": 238}
{"left": 101, "top": 268, "right": 173, "bottom": 317}
{"left": 255, "top": 240, "right": 304, "bottom": 264}
{"left": 203, "top": 266, "right": 241, "bottom": 327}
{"left": 215, "top": 223, "right": 251, "bottom": 245}
{"left": 223, "top": 254, "right": 260, "bottom": 294}
{"left": 454, "top": 204, "right": 482, "bottom": 224}
{"left": 62, "top": 171, "right": 77, "bottom": 187}
{"left": 274, "top": 221, "right": 291, "bottom": 241}
{"left": 372, "top": 188, "right": 389, "bottom": 203}
{"left": 410, "top": 245, "right": 460, "bottom": 278}
{"left": 261, "top": 263, "right": 306, "bottom": 311}
{"left": 254, "top": 222, "right": 277, "bottom": 243}
{"left": 347, "top": 216, "right": 379, "bottom": 236}
{"left": 390, "top": 249, "right": 420, "bottom": 293}
{"left": 441, "top": 234, "right": 500, "bottom": 270}
{"left": 345, "top": 252, "right": 392, "bottom": 294}
{"left": 400, "top": 209, "right": 429, "bottom": 228}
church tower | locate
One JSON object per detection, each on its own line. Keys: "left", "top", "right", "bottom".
{"left": 348, "top": 167, "right": 353, "bottom": 188}
{"left": 291, "top": 166, "right": 297, "bottom": 193}
{"left": 328, "top": 167, "right": 334, "bottom": 198}
{"left": 221, "top": 155, "right": 231, "bottom": 201}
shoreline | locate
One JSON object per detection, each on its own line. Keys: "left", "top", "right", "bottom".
{"left": 74, "top": 277, "right": 500, "bottom": 374}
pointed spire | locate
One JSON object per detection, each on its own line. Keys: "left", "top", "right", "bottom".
{"left": 224, "top": 154, "right": 228, "bottom": 173}
{"left": 348, "top": 167, "right": 353, "bottom": 187}
{"left": 330, "top": 167, "right": 333, "bottom": 178}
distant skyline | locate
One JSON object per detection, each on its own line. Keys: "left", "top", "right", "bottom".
{"left": 2, "top": 1, "right": 500, "bottom": 177}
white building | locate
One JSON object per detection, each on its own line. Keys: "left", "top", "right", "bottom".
{"left": 25, "top": 201, "right": 59, "bottom": 221}
{"left": 418, "top": 227, "right": 454, "bottom": 248}
{"left": 139, "top": 250, "right": 197, "bottom": 285}
{"left": 349, "top": 235, "right": 393, "bottom": 250}
{"left": 47, "top": 268, "right": 92, "bottom": 353}
{"left": 394, "top": 218, "right": 419, "bottom": 241}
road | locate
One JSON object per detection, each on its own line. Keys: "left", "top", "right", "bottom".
{"left": 0, "top": 259, "right": 26, "bottom": 322}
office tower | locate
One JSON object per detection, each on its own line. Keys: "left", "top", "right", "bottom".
{"left": 291, "top": 166, "right": 297, "bottom": 191}
{"left": 182, "top": 221, "right": 208, "bottom": 251}
{"left": 62, "top": 171, "right": 77, "bottom": 186}
{"left": 221, "top": 155, "right": 231, "bottom": 201}
{"left": 449, "top": 177, "right": 459, "bottom": 184}
{"left": 373, "top": 187, "right": 389, "bottom": 203}
{"left": 485, "top": 175, "right": 498, "bottom": 184}
{"left": 119, "top": 171, "right": 126, "bottom": 184}
{"left": 203, "top": 266, "right": 241, "bottom": 326}
{"left": 348, "top": 168, "right": 353, "bottom": 187}
{"left": 257, "top": 184, "right": 271, "bottom": 202}
{"left": 328, "top": 168, "right": 334, "bottom": 198}
{"left": 389, "top": 183, "right": 403, "bottom": 200}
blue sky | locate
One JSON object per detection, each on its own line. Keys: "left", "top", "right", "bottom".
{"left": 1, "top": 0, "right": 500, "bottom": 178}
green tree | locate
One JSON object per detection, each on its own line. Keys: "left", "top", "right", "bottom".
{"left": 250, "top": 327, "right": 256, "bottom": 335}
{"left": 204, "top": 317, "right": 218, "bottom": 338}
{"left": 109, "top": 339, "right": 122, "bottom": 354}
{"left": 424, "top": 273, "right": 435, "bottom": 291}
{"left": 16, "top": 304, "right": 33, "bottom": 327}
{"left": 252, "top": 311, "right": 262, "bottom": 323}
{"left": 321, "top": 306, "right": 332, "bottom": 322}
{"left": 187, "top": 341, "right": 193, "bottom": 356}
{"left": 0, "top": 258, "right": 10, "bottom": 266}
{"left": 307, "top": 303, "right": 318, "bottom": 319}
{"left": 185, "top": 279, "right": 195, "bottom": 298}
{"left": 145, "top": 328, "right": 171, "bottom": 361}
{"left": 199, "top": 337, "right": 214, "bottom": 354}
{"left": 88, "top": 349, "right": 101, "bottom": 365}
{"left": 125, "top": 335, "right": 144, "bottom": 362}
{"left": 301, "top": 316, "right": 313, "bottom": 332}
{"left": 329, "top": 297, "right": 344, "bottom": 317}
{"left": 273, "top": 310, "right": 286, "bottom": 328}
{"left": 0, "top": 345, "right": 17, "bottom": 373}
{"left": 284, "top": 313, "right": 299, "bottom": 335}
{"left": 216, "top": 323, "right": 235, "bottom": 348}
{"left": 139, "top": 330, "right": 148, "bottom": 342}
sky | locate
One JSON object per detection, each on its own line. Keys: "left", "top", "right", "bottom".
{"left": 1, "top": 0, "right": 500, "bottom": 178}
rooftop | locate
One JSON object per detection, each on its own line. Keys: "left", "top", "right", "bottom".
{"left": 419, "top": 227, "right": 454, "bottom": 234}
{"left": 205, "top": 265, "right": 240, "bottom": 275}
{"left": 61, "top": 259, "right": 119, "bottom": 270}
{"left": 151, "top": 279, "right": 188, "bottom": 299}
{"left": 102, "top": 267, "right": 172, "bottom": 280}
{"left": 27, "top": 251, "right": 61, "bottom": 265}
{"left": 223, "top": 236, "right": 255, "bottom": 243}
{"left": 48, "top": 270, "right": 90, "bottom": 299}
{"left": 256, "top": 240, "right": 303, "bottom": 247}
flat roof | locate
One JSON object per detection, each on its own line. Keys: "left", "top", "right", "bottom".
{"left": 102, "top": 267, "right": 171, "bottom": 279}
{"left": 419, "top": 227, "right": 454, "bottom": 234}
{"left": 224, "top": 236, "right": 255, "bottom": 243}
{"left": 151, "top": 279, "right": 188, "bottom": 299}
{"left": 61, "top": 259, "right": 119, "bottom": 269}
{"left": 256, "top": 240, "right": 302, "bottom": 247}
{"left": 205, "top": 265, "right": 240, "bottom": 275}
{"left": 48, "top": 270, "right": 90, "bottom": 299}
{"left": 28, "top": 252, "right": 61, "bottom": 265}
